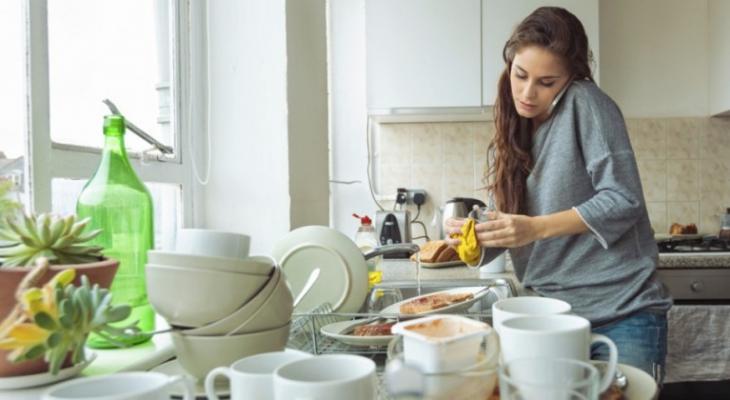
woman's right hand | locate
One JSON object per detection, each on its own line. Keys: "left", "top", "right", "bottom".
{"left": 444, "top": 218, "right": 467, "bottom": 247}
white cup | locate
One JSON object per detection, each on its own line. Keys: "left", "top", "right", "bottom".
{"left": 499, "top": 314, "right": 618, "bottom": 393}
{"left": 273, "top": 354, "right": 376, "bottom": 400}
{"left": 42, "top": 372, "right": 195, "bottom": 400}
{"left": 205, "top": 350, "right": 312, "bottom": 400}
{"left": 480, "top": 252, "right": 506, "bottom": 274}
{"left": 491, "top": 296, "right": 572, "bottom": 335}
{"left": 175, "top": 228, "right": 250, "bottom": 259}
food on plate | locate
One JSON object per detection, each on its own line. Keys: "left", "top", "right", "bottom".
{"left": 599, "top": 384, "right": 626, "bottom": 400}
{"left": 669, "top": 222, "right": 698, "bottom": 235}
{"left": 352, "top": 321, "right": 395, "bottom": 336}
{"left": 435, "top": 245, "right": 458, "bottom": 262}
{"left": 410, "top": 241, "right": 461, "bottom": 263}
{"left": 451, "top": 218, "right": 481, "bottom": 265}
{"left": 399, "top": 292, "right": 475, "bottom": 314}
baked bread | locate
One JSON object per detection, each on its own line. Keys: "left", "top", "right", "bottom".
{"left": 399, "top": 292, "right": 474, "bottom": 314}
{"left": 415, "top": 240, "right": 447, "bottom": 262}
{"left": 435, "top": 245, "right": 459, "bottom": 262}
{"left": 669, "top": 223, "right": 698, "bottom": 235}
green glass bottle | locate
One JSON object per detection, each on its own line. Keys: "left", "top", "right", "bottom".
{"left": 76, "top": 114, "right": 155, "bottom": 348}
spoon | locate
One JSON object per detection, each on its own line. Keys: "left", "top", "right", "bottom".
{"left": 293, "top": 268, "right": 321, "bottom": 308}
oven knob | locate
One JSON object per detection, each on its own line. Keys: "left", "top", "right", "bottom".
{"left": 690, "top": 281, "right": 704, "bottom": 292}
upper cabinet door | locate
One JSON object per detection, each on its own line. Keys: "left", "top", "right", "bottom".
{"left": 482, "top": 0, "right": 599, "bottom": 106}
{"left": 709, "top": 0, "right": 730, "bottom": 116}
{"left": 366, "top": 0, "right": 482, "bottom": 110}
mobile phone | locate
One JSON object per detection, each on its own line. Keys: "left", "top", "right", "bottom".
{"left": 546, "top": 79, "right": 573, "bottom": 116}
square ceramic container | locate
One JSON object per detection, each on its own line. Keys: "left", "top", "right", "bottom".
{"left": 392, "top": 315, "right": 492, "bottom": 373}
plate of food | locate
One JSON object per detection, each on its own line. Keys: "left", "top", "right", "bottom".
{"left": 379, "top": 287, "right": 489, "bottom": 318}
{"left": 320, "top": 318, "right": 396, "bottom": 347}
{"left": 411, "top": 240, "right": 465, "bottom": 268}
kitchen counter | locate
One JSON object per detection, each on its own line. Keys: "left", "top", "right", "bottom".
{"left": 658, "top": 253, "right": 730, "bottom": 268}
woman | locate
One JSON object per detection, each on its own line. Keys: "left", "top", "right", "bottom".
{"left": 445, "top": 7, "right": 672, "bottom": 381}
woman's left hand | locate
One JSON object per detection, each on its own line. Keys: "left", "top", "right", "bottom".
{"left": 475, "top": 211, "right": 544, "bottom": 248}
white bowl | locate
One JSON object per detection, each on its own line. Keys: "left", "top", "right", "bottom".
{"left": 146, "top": 263, "right": 270, "bottom": 327}
{"left": 175, "top": 228, "right": 250, "bottom": 259}
{"left": 147, "top": 251, "right": 273, "bottom": 276}
{"left": 173, "top": 322, "right": 291, "bottom": 381}
{"left": 184, "top": 267, "right": 291, "bottom": 336}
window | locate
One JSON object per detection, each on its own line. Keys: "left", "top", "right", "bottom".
{"left": 10, "top": 0, "right": 207, "bottom": 242}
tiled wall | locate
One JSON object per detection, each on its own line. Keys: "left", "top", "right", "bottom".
{"left": 375, "top": 117, "right": 730, "bottom": 239}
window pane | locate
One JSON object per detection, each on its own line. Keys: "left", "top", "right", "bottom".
{"left": 51, "top": 178, "right": 181, "bottom": 251}
{"left": 0, "top": 1, "right": 28, "bottom": 210}
{"left": 47, "top": 0, "right": 173, "bottom": 152}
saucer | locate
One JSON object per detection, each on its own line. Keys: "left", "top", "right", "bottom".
{"left": 0, "top": 353, "right": 96, "bottom": 390}
{"left": 151, "top": 359, "right": 229, "bottom": 399}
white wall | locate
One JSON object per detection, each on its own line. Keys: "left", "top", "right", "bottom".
{"left": 599, "top": 0, "right": 709, "bottom": 117}
{"left": 329, "top": 0, "right": 373, "bottom": 238}
{"left": 206, "top": 0, "right": 291, "bottom": 255}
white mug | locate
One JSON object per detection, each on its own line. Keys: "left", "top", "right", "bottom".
{"left": 42, "top": 372, "right": 195, "bottom": 400}
{"left": 499, "top": 314, "right": 618, "bottom": 393}
{"left": 205, "top": 350, "right": 312, "bottom": 400}
{"left": 273, "top": 354, "right": 376, "bottom": 400}
{"left": 175, "top": 228, "right": 251, "bottom": 259}
{"left": 491, "top": 296, "right": 572, "bottom": 335}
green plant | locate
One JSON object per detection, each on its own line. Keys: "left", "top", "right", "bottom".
{"left": 0, "top": 179, "right": 21, "bottom": 226}
{"left": 0, "top": 213, "right": 103, "bottom": 268}
{"left": 0, "top": 259, "right": 141, "bottom": 374}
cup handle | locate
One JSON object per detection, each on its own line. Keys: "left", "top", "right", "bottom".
{"left": 165, "top": 375, "right": 196, "bottom": 400}
{"left": 205, "top": 367, "right": 232, "bottom": 400}
{"left": 590, "top": 333, "right": 618, "bottom": 392}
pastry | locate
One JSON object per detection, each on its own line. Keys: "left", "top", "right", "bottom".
{"left": 435, "top": 245, "right": 459, "bottom": 262}
{"left": 399, "top": 292, "right": 475, "bottom": 314}
{"left": 413, "top": 240, "right": 447, "bottom": 262}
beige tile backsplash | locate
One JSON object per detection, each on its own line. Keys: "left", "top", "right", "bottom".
{"left": 375, "top": 117, "right": 730, "bottom": 239}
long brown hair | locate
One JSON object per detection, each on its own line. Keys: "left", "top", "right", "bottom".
{"left": 488, "top": 7, "right": 593, "bottom": 214}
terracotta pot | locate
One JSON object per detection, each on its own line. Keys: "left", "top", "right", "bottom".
{"left": 0, "top": 258, "right": 119, "bottom": 377}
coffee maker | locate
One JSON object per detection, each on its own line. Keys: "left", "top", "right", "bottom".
{"left": 375, "top": 210, "right": 411, "bottom": 258}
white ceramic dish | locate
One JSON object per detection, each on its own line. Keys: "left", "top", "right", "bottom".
{"left": 151, "top": 359, "right": 229, "bottom": 398}
{"left": 0, "top": 353, "right": 96, "bottom": 390}
{"left": 146, "top": 263, "right": 270, "bottom": 327}
{"left": 419, "top": 260, "right": 465, "bottom": 269}
{"left": 175, "top": 228, "right": 251, "bottom": 259}
{"left": 272, "top": 226, "right": 368, "bottom": 313}
{"left": 147, "top": 251, "right": 273, "bottom": 276}
{"left": 593, "top": 361, "right": 657, "bottom": 400}
{"left": 320, "top": 319, "right": 395, "bottom": 347}
{"left": 379, "top": 287, "right": 490, "bottom": 318}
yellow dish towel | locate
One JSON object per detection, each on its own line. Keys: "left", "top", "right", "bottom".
{"left": 452, "top": 218, "right": 481, "bottom": 266}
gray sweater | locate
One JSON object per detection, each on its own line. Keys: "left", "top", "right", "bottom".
{"left": 480, "top": 80, "right": 672, "bottom": 325}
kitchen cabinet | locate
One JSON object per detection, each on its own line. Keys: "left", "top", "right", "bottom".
{"left": 709, "top": 0, "right": 730, "bottom": 117}
{"left": 482, "top": 0, "right": 599, "bottom": 105}
{"left": 366, "top": 0, "right": 482, "bottom": 110}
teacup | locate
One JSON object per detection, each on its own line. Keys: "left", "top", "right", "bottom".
{"left": 42, "top": 372, "right": 194, "bottom": 400}
{"left": 499, "top": 314, "right": 618, "bottom": 393}
{"left": 273, "top": 354, "right": 376, "bottom": 400}
{"left": 175, "top": 228, "right": 250, "bottom": 259}
{"left": 491, "top": 296, "right": 572, "bottom": 334}
{"left": 205, "top": 350, "right": 312, "bottom": 400}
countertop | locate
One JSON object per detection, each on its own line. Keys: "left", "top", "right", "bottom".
{"left": 658, "top": 252, "right": 730, "bottom": 268}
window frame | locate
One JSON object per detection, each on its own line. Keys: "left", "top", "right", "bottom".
{"left": 23, "top": 0, "right": 206, "bottom": 226}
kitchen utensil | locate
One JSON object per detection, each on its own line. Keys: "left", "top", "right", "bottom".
{"left": 273, "top": 354, "right": 376, "bottom": 400}
{"left": 375, "top": 210, "right": 412, "bottom": 248}
{"left": 293, "top": 268, "right": 320, "bottom": 308}
{"left": 500, "top": 314, "right": 618, "bottom": 393}
{"left": 41, "top": 372, "right": 195, "bottom": 400}
{"left": 175, "top": 228, "right": 250, "bottom": 259}
{"left": 491, "top": 296, "right": 572, "bottom": 334}
{"left": 499, "top": 357, "right": 599, "bottom": 400}
{"left": 272, "top": 226, "right": 368, "bottom": 313}
{"left": 440, "top": 198, "right": 486, "bottom": 239}
{"left": 205, "top": 350, "right": 312, "bottom": 400}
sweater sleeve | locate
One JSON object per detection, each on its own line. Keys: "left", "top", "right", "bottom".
{"left": 572, "top": 87, "right": 646, "bottom": 249}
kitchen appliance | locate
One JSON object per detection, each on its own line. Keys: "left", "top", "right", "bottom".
{"left": 375, "top": 210, "right": 411, "bottom": 258}
{"left": 656, "top": 235, "right": 730, "bottom": 300}
{"left": 440, "top": 197, "right": 486, "bottom": 239}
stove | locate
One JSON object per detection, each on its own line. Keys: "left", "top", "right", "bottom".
{"left": 657, "top": 235, "right": 730, "bottom": 253}
{"left": 656, "top": 235, "right": 730, "bottom": 301}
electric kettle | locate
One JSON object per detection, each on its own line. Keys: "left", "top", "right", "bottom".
{"left": 440, "top": 197, "right": 486, "bottom": 238}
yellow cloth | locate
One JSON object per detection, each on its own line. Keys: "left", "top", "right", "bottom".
{"left": 452, "top": 218, "right": 481, "bottom": 266}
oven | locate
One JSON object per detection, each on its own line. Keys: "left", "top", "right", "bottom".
{"left": 655, "top": 236, "right": 730, "bottom": 398}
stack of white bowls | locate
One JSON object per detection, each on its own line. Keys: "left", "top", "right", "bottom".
{"left": 145, "top": 229, "right": 293, "bottom": 380}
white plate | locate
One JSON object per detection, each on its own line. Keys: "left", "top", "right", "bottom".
{"left": 151, "top": 359, "right": 229, "bottom": 398}
{"left": 593, "top": 361, "right": 657, "bottom": 400}
{"left": 273, "top": 226, "right": 368, "bottom": 313}
{"left": 0, "top": 353, "right": 96, "bottom": 390}
{"left": 379, "top": 287, "right": 489, "bottom": 318}
{"left": 419, "top": 260, "right": 465, "bottom": 269}
{"left": 320, "top": 319, "right": 395, "bottom": 347}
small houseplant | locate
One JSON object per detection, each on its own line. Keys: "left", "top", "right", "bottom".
{"left": 0, "top": 259, "right": 140, "bottom": 375}
{"left": 0, "top": 213, "right": 120, "bottom": 376}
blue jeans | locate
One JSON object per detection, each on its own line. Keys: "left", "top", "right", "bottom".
{"left": 591, "top": 310, "right": 668, "bottom": 384}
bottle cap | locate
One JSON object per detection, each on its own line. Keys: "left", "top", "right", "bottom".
{"left": 352, "top": 213, "right": 372, "bottom": 225}
{"left": 104, "top": 115, "right": 126, "bottom": 136}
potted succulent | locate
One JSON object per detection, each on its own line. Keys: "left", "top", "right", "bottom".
{"left": 0, "top": 259, "right": 140, "bottom": 375}
{"left": 0, "top": 213, "right": 120, "bottom": 376}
